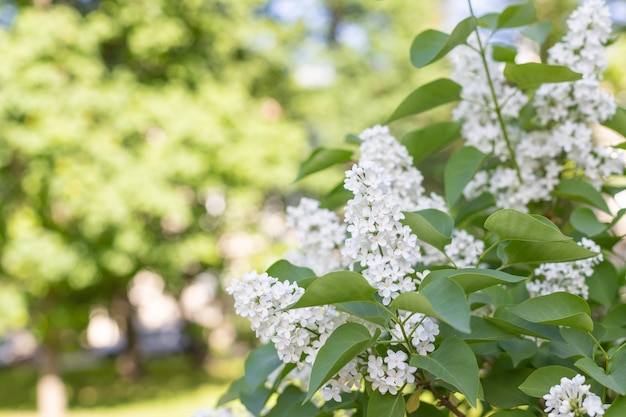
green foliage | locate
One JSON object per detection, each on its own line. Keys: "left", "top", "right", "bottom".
{"left": 503, "top": 63, "right": 583, "bottom": 89}
{"left": 388, "top": 79, "right": 462, "bottom": 122}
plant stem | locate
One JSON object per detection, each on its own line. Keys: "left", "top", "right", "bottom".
{"left": 425, "top": 384, "right": 466, "bottom": 417}
{"left": 466, "top": 0, "right": 523, "bottom": 183}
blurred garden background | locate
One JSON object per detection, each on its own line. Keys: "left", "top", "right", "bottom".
{"left": 0, "top": 0, "right": 624, "bottom": 416}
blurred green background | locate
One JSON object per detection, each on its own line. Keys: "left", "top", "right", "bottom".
{"left": 0, "top": 0, "right": 624, "bottom": 416}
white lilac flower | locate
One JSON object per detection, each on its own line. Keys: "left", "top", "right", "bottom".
{"left": 543, "top": 374, "right": 608, "bottom": 417}
{"left": 444, "top": 229, "right": 485, "bottom": 268}
{"left": 366, "top": 350, "right": 417, "bottom": 395}
{"left": 285, "top": 197, "right": 346, "bottom": 275}
{"left": 390, "top": 311, "right": 439, "bottom": 356}
{"left": 527, "top": 238, "right": 603, "bottom": 299}
{"left": 319, "top": 359, "right": 363, "bottom": 402}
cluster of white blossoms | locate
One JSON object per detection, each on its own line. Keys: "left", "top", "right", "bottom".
{"left": 391, "top": 311, "right": 439, "bottom": 356}
{"left": 544, "top": 374, "right": 607, "bottom": 417}
{"left": 285, "top": 197, "right": 346, "bottom": 275}
{"left": 366, "top": 350, "right": 417, "bottom": 395}
{"left": 452, "top": 0, "right": 624, "bottom": 211}
{"left": 527, "top": 238, "right": 602, "bottom": 299}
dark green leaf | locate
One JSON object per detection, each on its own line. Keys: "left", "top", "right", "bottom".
{"left": 439, "top": 316, "right": 513, "bottom": 342}
{"left": 391, "top": 276, "right": 470, "bottom": 333}
{"left": 401, "top": 210, "right": 453, "bottom": 252}
{"left": 444, "top": 146, "right": 488, "bottom": 207}
{"left": 295, "top": 148, "right": 353, "bottom": 181}
{"left": 265, "top": 385, "right": 318, "bottom": 417}
{"left": 587, "top": 261, "right": 619, "bottom": 307}
{"left": 337, "top": 301, "right": 391, "bottom": 327}
{"left": 575, "top": 357, "right": 626, "bottom": 395}
{"left": 306, "top": 323, "right": 378, "bottom": 402}
{"left": 367, "top": 390, "right": 406, "bottom": 417}
{"left": 602, "top": 106, "right": 626, "bottom": 138}
{"left": 519, "top": 365, "right": 578, "bottom": 397}
{"left": 422, "top": 268, "right": 526, "bottom": 294}
{"left": 508, "top": 292, "right": 593, "bottom": 331}
{"left": 484, "top": 209, "right": 570, "bottom": 242}
{"left": 496, "top": 2, "right": 537, "bottom": 29}
{"left": 410, "top": 337, "right": 480, "bottom": 407}
{"left": 490, "top": 410, "right": 537, "bottom": 417}
{"left": 400, "top": 122, "right": 461, "bottom": 165}
{"left": 241, "top": 386, "right": 273, "bottom": 416}
{"left": 389, "top": 79, "right": 462, "bottom": 123}
{"left": 492, "top": 44, "right": 517, "bottom": 62}
{"left": 454, "top": 192, "right": 495, "bottom": 224}
{"left": 320, "top": 181, "right": 353, "bottom": 210}
{"left": 500, "top": 239, "right": 597, "bottom": 266}
{"left": 266, "top": 260, "right": 316, "bottom": 284}
{"left": 289, "top": 272, "right": 375, "bottom": 309}
{"left": 550, "top": 328, "right": 595, "bottom": 359}
{"left": 217, "top": 377, "right": 249, "bottom": 406}
{"left": 499, "top": 338, "right": 538, "bottom": 366}
{"left": 605, "top": 395, "right": 626, "bottom": 417}
{"left": 503, "top": 63, "right": 582, "bottom": 89}
{"left": 407, "top": 401, "right": 447, "bottom": 417}
{"left": 483, "top": 368, "right": 534, "bottom": 408}
{"left": 521, "top": 21, "right": 552, "bottom": 45}
{"left": 244, "top": 344, "right": 282, "bottom": 390}
{"left": 570, "top": 207, "right": 608, "bottom": 237}
{"left": 553, "top": 178, "right": 611, "bottom": 214}
{"left": 410, "top": 17, "right": 477, "bottom": 69}
{"left": 490, "top": 306, "right": 563, "bottom": 340}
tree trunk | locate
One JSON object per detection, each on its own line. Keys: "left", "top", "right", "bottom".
{"left": 114, "top": 295, "right": 144, "bottom": 380}
{"left": 36, "top": 345, "right": 67, "bottom": 417}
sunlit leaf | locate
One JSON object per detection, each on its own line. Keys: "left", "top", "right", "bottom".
{"left": 410, "top": 17, "right": 477, "bottom": 69}
{"left": 389, "top": 79, "right": 462, "bottom": 122}
{"left": 400, "top": 122, "right": 461, "bottom": 165}
{"left": 289, "top": 272, "right": 376, "bottom": 309}
{"left": 496, "top": 2, "right": 537, "bottom": 29}
{"left": 295, "top": 148, "right": 353, "bottom": 181}
{"left": 444, "top": 146, "right": 487, "bottom": 207}
{"left": 508, "top": 292, "right": 593, "bottom": 332}
{"left": 503, "top": 63, "right": 582, "bottom": 89}
{"left": 519, "top": 365, "right": 578, "bottom": 397}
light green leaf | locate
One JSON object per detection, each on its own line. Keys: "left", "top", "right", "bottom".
{"left": 553, "top": 178, "right": 611, "bottom": 214}
{"left": 503, "top": 63, "right": 582, "bottom": 89}
{"left": 518, "top": 365, "right": 578, "bottom": 397}
{"left": 337, "top": 301, "right": 391, "bottom": 327}
{"left": 508, "top": 292, "right": 593, "bottom": 332}
{"left": 244, "top": 344, "right": 282, "bottom": 390}
{"left": 570, "top": 207, "right": 608, "bottom": 237}
{"left": 422, "top": 268, "right": 526, "bottom": 294}
{"left": 521, "top": 21, "right": 552, "bottom": 45}
{"left": 575, "top": 357, "right": 626, "bottom": 395}
{"left": 289, "top": 271, "right": 376, "bottom": 309}
{"left": 266, "top": 260, "right": 316, "bottom": 284}
{"left": 602, "top": 106, "right": 626, "bottom": 138}
{"left": 295, "top": 148, "right": 353, "bottom": 181}
{"left": 496, "top": 2, "right": 537, "bottom": 29}
{"left": 306, "top": 323, "right": 377, "bottom": 402}
{"left": 410, "top": 17, "right": 477, "bottom": 69}
{"left": 391, "top": 276, "right": 470, "bottom": 333}
{"left": 490, "top": 306, "right": 564, "bottom": 340}
{"left": 401, "top": 210, "right": 453, "bottom": 252}
{"left": 367, "top": 390, "right": 406, "bottom": 417}
{"left": 410, "top": 337, "right": 480, "bottom": 407}
{"left": 400, "top": 122, "right": 461, "bottom": 165}
{"left": 389, "top": 79, "right": 462, "bottom": 123}
{"left": 484, "top": 209, "right": 570, "bottom": 242}
{"left": 500, "top": 239, "right": 597, "bottom": 266}
{"left": 444, "top": 146, "right": 487, "bottom": 207}
{"left": 492, "top": 44, "right": 517, "bottom": 62}
{"left": 587, "top": 261, "right": 619, "bottom": 307}
{"left": 605, "top": 395, "right": 626, "bottom": 417}
{"left": 320, "top": 181, "right": 353, "bottom": 210}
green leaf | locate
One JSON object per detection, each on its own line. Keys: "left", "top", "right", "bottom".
{"left": 444, "top": 146, "right": 488, "bottom": 207}
{"left": 587, "top": 261, "right": 619, "bottom": 307}
{"left": 337, "top": 301, "right": 391, "bottom": 327}
{"left": 492, "top": 44, "right": 517, "bottom": 62}
{"left": 553, "top": 178, "right": 611, "bottom": 214}
{"left": 244, "top": 344, "right": 282, "bottom": 390}
{"left": 454, "top": 192, "right": 495, "bottom": 224}
{"left": 400, "top": 122, "right": 461, "bottom": 165}
{"left": 482, "top": 368, "right": 534, "bottom": 408}
{"left": 503, "top": 63, "right": 582, "bottom": 89}
{"left": 575, "top": 357, "right": 626, "bottom": 395}
{"left": 521, "top": 21, "right": 552, "bottom": 45}
{"left": 519, "top": 365, "right": 578, "bottom": 397}
{"left": 306, "top": 323, "right": 377, "bottom": 402}
{"left": 295, "top": 148, "right": 353, "bottom": 181}
{"left": 602, "top": 106, "right": 626, "bottom": 138}
{"left": 605, "top": 395, "right": 626, "bottom": 417}
{"left": 422, "top": 268, "right": 526, "bottom": 294}
{"left": 401, "top": 210, "right": 453, "bottom": 252}
{"left": 289, "top": 271, "right": 376, "bottom": 309}
{"left": 484, "top": 209, "right": 570, "bottom": 242}
{"left": 241, "top": 386, "right": 273, "bottom": 416}
{"left": 389, "top": 78, "right": 462, "bottom": 123}
{"left": 320, "top": 181, "right": 353, "bottom": 210}
{"left": 496, "top": 2, "right": 537, "bottom": 29}
{"left": 265, "top": 385, "right": 319, "bottom": 417}
{"left": 439, "top": 316, "right": 513, "bottom": 342}
{"left": 410, "top": 17, "right": 476, "bottom": 69}
{"left": 408, "top": 402, "right": 447, "bottom": 417}
{"left": 490, "top": 306, "right": 564, "bottom": 340}
{"left": 508, "top": 292, "right": 593, "bottom": 332}
{"left": 478, "top": 13, "right": 499, "bottom": 29}
{"left": 570, "top": 207, "right": 608, "bottom": 237}
{"left": 489, "top": 410, "right": 536, "bottom": 417}
{"left": 367, "top": 390, "right": 406, "bottom": 417}
{"left": 217, "top": 376, "right": 249, "bottom": 406}
{"left": 410, "top": 337, "right": 480, "bottom": 407}
{"left": 500, "top": 239, "right": 597, "bottom": 266}
{"left": 499, "top": 338, "right": 538, "bottom": 366}
{"left": 266, "top": 260, "right": 316, "bottom": 284}
{"left": 392, "top": 276, "right": 470, "bottom": 333}
{"left": 550, "top": 328, "right": 595, "bottom": 359}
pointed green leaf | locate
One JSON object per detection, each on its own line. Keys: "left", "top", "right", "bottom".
{"left": 492, "top": 44, "right": 517, "bottom": 62}
{"left": 483, "top": 368, "right": 534, "bottom": 408}
{"left": 575, "top": 357, "right": 626, "bottom": 395}
{"left": 306, "top": 323, "right": 377, "bottom": 402}
{"left": 570, "top": 207, "right": 608, "bottom": 237}
{"left": 490, "top": 306, "right": 563, "bottom": 340}
{"left": 422, "top": 268, "right": 526, "bottom": 294}
{"left": 602, "top": 106, "right": 626, "bottom": 138}
{"left": 454, "top": 192, "right": 495, "bottom": 224}
{"left": 521, "top": 21, "right": 552, "bottom": 45}
{"left": 244, "top": 344, "right": 283, "bottom": 390}
{"left": 401, "top": 209, "right": 453, "bottom": 252}
{"left": 337, "top": 301, "right": 391, "bottom": 327}
{"left": 500, "top": 239, "right": 597, "bottom": 266}
{"left": 605, "top": 395, "right": 626, "bottom": 417}
{"left": 392, "top": 276, "right": 470, "bottom": 333}
{"left": 508, "top": 292, "right": 593, "bottom": 331}
{"left": 496, "top": 2, "right": 537, "bottom": 29}
{"left": 320, "top": 181, "right": 353, "bottom": 210}
{"left": 400, "top": 122, "right": 461, "bottom": 165}
{"left": 444, "top": 146, "right": 488, "bottom": 207}
{"left": 410, "top": 17, "right": 477, "bottom": 69}
{"left": 550, "top": 328, "right": 595, "bottom": 359}
{"left": 410, "top": 337, "right": 480, "bottom": 407}
{"left": 295, "top": 148, "right": 353, "bottom": 181}
{"left": 519, "top": 365, "right": 578, "bottom": 397}
{"left": 503, "top": 63, "right": 582, "bottom": 89}
{"left": 499, "top": 338, "right": 538, "bottom": 366}
{"left": 289, "top": 272, "right": 376, "bottom": 309}
{"left": 389, "top": 78, "right": 462, "bottom": 123}
{"left": 439, "top": 316, "right": 513, "bottom": 342}
{"left": 367, "top": 390, "right": 406, "bottom": 417}
{"left": 553, "top": 178, "right": 611, "bottom": 214}
{"left": 485, "top": 209, "right": 570, "bottom": 242}
{"left": 266, "top": 260, "right": 316, "bottom": 284}
{"left": 265, "top": 385, "right": 319, "bottom": 417}
{"left": 587, "top": 261, "right": 619, "bottom": 307}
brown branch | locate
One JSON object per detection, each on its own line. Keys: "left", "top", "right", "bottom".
{"left": 425, "top": 385, "right": 466, "bottom": 417}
